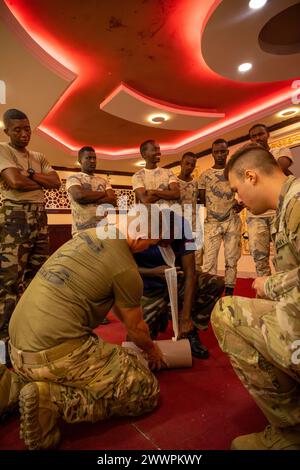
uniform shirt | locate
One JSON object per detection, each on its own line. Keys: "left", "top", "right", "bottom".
{"left": 132, "top": 167, "right": 178, "bottom": 206}
{"left": 177, "top": 177, "right": 198, "bottom": 230}
{"left": 9, "top": 229, "right": 143, "bottom": 351}
{"left": 265, "top": 175, "right": 300, "bottom": 299}
{"left": 198, "top": 168, "right": 236, "bottom": 222}
{"left": 66, "top": 172, "right": 112, "bottom": 236}
{"left": 0, "top": 142, "right": 53, "bottom": 203}
{"left": 247, "top": 146, "right": 293, "bottom": 219}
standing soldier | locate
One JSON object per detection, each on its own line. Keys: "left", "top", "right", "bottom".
{"left": 198, "top": 139, "right": 242, "bottom": 296}
{"left": 0, "top": 109, "right": 60, "bottom": 357}
{"left": 66, "top": 146, "right": 116, "bottom": 237}
{"left": 132, "top": 140, "right": 180, "bottom": 206}
{"left": 212, "top": 142, "right": 300, "bottom": 450}
{"left": 247, "top": 123, "right": 294, "bottom": 276}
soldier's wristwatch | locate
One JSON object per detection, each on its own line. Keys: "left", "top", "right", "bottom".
{"left": 28, "top": 168, "right": 35, "bottom": 179}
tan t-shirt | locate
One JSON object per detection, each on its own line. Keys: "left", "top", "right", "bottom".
{"left": 9, "top": 228, "right": 143, "bottom": 351}
{"left": 247, "top": 146, "right": 293, "bottom": 219}
{"left": 0, "top": 143, "right": 53, "bottom": 203}
{"left": 66, "top": 172, "right": 112, "bottom": 236}
{"left": 177, "top": 177, "right": 198, "bottom": 230}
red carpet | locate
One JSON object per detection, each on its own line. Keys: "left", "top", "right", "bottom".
{"left": 0, "top": 278, "right": 267, "bottom": 450}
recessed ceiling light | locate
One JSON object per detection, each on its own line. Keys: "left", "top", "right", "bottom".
{"left": 249, "top": 0, "right": 267, "bottom": 9}
{"left": 147, "top": 113, "right": 169, "bottom": 124}
{"left": 135, "top": 160, "right": 146, "bottom": 167}
{"left": 238, "top": 62, "right": 253, "bottom": 73}
{"left": 277, "top": 107, "right": 299, "bottom": 118}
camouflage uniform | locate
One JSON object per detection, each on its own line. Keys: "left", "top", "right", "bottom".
{"left": 66, "top": 172, "right": 112, "bottom": 237}
{"left": 199, "top": 168, "right": 241, "bottom": 288}
{"left": 177, "top": 177, "right": 204, "bottom": 270}
{"left": 247, "top": 147, "right": 293, "bottom": 277}
{"left": 10, "top": 335, "right": 159, "bottom": 424}
{"left": 212, "top": 176, "right": 300, "bottom": 429}
{"left": 7, "top": 231, "right": 159, "bottom": 432}
{"left": 132, "top": 167, "right": 178, "bottom": 206}
{"left": 0, "top": 143, "right": 52, "bottom": 339}
{"left": 141, "top": 272, "right": 225, "bottom": 338}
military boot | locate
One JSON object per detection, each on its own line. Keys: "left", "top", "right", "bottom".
{"left": 19, "top": 382, "right": 62, "bottom": 450}
{"left": 0, "top": 364, "right": 27, "bottom": 422}
{"left": 231, "top": 425, "right": 300, "bottom": 450}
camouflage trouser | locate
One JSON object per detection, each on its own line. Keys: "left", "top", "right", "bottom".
{"left": 211, "top": 293, "right": 300, "bottom": 428}
{"left": 0, "top": 202, "right": 49, "bottom": 338}
{"left": 247, "top": 216, "right": 273, "bottom": 277}
{"left": 203, "top": 216, "right": 241, "bottom": 288}
{"left": 10, "top": 335, "right": 159, "bottom": 424}
{"left": 141, "top": 272, "right": 225, "bottom": 339}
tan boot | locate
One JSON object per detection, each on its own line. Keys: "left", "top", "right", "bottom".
{"left": 19, "top": 382, "right": 61, "bottom": 450}
{"left": 0, "top": 364, "right": 27, "bottom": 421}
{"left": 231, "top": 425, "right": 300, "bottom": 450}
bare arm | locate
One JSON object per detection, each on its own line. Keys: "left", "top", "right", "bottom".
{"left": 149, "top": 182, "right": 180, "bottom": 201}
{"left": 68, "top": 185, "right": 111, "bottom": 205}
{"left": 112, "top": 305, "right": 165, "bottom": 369}
{"left": 98, "top": 188, "right": 117, "bottom": 206}
{"left": 134, "top": 187, "right": 160, "bottom": 204}
{"left": 31, "top": 170, "right": 61, "bottom": 189}
{"left": 179, "top": 252, "right": 197, "bottom": 336}
{"left": 277, "top": 156, "right": 293, "bottom": 176}
{"left": 1, "top": 167, "right": 41, "bottom": 191}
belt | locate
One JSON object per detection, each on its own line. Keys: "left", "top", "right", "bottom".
{"left": 9, "top": 336, "right": 90, "bottom": 367}
{"left": 3, "top": 200, "right": 45, "bottom": 211}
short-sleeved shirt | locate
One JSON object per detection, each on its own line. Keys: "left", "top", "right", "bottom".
{"left": 198, "top": 168, "right": 236, "bottom": 222}
{"left": 66, "top": 172, "right": 112, "bottom": 236}
{"left": 134, "top": 236, "right": 195, "bottom": 295}
{"left": 247, "top": 146, "right": 293, "bottom": 219}
{"left": 0, "top": 142, "right": 53, "bottom": 203}
{"left": 132, "top": 167, "right": 178, "bottom": 205}
{"left": 177, "top": 177, "right": 198, "bottom": 230}
{"left": 9, "top": 229, "right": 143, "bottom": 351}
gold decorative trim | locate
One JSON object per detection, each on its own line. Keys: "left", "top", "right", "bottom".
{"left": 269, "top": 132, "right": 300, "bottom": 149}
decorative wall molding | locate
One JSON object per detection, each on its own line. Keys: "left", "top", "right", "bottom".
{"left": 269, "top": 132, "right": 300, "bottom": 149}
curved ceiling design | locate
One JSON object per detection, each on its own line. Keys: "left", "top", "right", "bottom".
{"left": 1, "top": 0, "right": 299, "bottom": 161}
{"left": 202, "top": 0, "right": 300, "bottom": 82}
{"left": 100, "top": 83, "right": 225, "bottom": 130}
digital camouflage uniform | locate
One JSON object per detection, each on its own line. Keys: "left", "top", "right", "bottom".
{"left": 212, "top": 176, "right": 300, "bottom": 430}
{"left": 247, "top": 147, "right": 294, "bottom": 277}
{"left": 66, "top": 172, "right": 112, "bottom": 236}
{"left": 198, "top": 168, "right": 241, "bottom": 288}
{"left": 0, "top": 143, "right": 52, "bottom": 339}
{"left": 132, "top": 167, "right": 178, "bottom": 206}
{"left": 7, "top": 230, "right": 159, "bottom": 440}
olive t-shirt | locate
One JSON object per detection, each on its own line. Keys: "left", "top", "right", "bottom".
{"left": 0, "top": 142, "right": 53, "bottom": 203}
{"left": 9, "top": 229, "right": 143, "bottom": 351}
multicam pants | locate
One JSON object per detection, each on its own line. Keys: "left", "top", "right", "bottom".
{"left": 247, "top": 216, "right": 273, "bottom": 277}
{"left": 212, "top": 292, "right": 300, "bottom": 428}
{"left": 141, "top": 272, "right": 225, "bottom": 339}
{"left": 0, "top": 202, "right": 49, "bottom": 338}
{"left": 203, "top": 216, "right": 241, "bottom": 288}
{"left": 10, "top": 335, "right": 159, "bottom": 424}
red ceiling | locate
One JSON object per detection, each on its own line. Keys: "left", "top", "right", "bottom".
{"left": 3, "top": 0, "right": 296, "bottom": 156}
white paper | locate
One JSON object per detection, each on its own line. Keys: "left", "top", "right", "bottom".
{"left": 164, "top": 266, "right": 179, "bottom": 341}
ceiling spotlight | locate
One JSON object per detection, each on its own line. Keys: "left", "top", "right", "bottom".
{"left": 277, "top": 107, "right": 299, "bottom": 118}
{"left": 249, "top": 0, "right": 267, "bottom": 9}
{"left": 147, "top": 113, "right": 169, "bottom": 124}
{"left": 238, "top": 62, "right": 253, "bottom": 73}
{"left": 135, "top": 160, "right": 146, "bottom": 167}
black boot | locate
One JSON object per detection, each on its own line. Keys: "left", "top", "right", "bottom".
{"left": 224, "top": 286, "right": 234, "bottom": 296}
